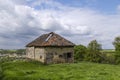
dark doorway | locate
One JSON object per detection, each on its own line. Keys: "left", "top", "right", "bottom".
{"left": 46, "top": 53, "right": 53, "bottom": 63}
{"left": 64, "top": 52, "right": 72, "bottom": 62}
{"left": 67, "top": 53, "right": 72, "bottom": 58}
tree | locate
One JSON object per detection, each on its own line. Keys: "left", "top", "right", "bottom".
{"left": 113, "top": 36, "right": 120, "bottom": 64}
{"left": 74, "top": 45, "right": 87, "bottom": 61}
{"left": 85, "top": 40, "right": 102, "bottom": 63}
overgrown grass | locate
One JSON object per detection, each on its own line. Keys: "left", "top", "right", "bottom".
{"left": 1, "top": 61, "right": 120, "bottom": 80}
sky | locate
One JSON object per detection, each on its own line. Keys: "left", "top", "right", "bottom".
{"left": 0, "top": 0, "right": 120, "bottom": 49}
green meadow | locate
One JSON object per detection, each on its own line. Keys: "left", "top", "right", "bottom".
{"left": 1, "top": 61, "right": 120, "bottom": 80}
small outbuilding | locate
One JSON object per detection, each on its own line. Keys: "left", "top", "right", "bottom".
{"left": 26, "top": 32, "right": 75, "bottom": 64}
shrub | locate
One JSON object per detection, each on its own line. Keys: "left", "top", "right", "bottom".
{"left": 84, "top": 40, "right": 102, "bottom": 63}
{"left": 74, "top": 45, "right": 87, "bottom": 61}
{"left": 113, "top": 36, "right": 120, "bottom": 64}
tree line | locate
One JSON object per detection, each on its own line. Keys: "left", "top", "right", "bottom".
{"left": 0, "top": 49, "right": 25, "bottom": 54}
{"left": 74, "top": 36, "right": 120, "bottom": 64}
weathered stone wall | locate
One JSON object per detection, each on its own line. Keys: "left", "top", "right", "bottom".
{"left": 45, "top": 47, "right": 74, "bottom": 64}
{"left": 26, "top": 47, "right": 34, "bottom": 59}
{"left": 34, "top": 47, "right": 46, "bottom": 63}
{"left": 26, "top": 46, "right": 74, "bottom": 64}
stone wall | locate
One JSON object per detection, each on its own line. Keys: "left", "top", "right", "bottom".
{"left": 45, "top": 47, "right": 74, "bottom": 64}
{"left": 26, "top": 47, "right": 34, "bottom": 59}
{"left": 34, "top": 47, "right": 46, "bottom": 63}
{"left": 26, "top": 46, "right": 74, "bottom": 64}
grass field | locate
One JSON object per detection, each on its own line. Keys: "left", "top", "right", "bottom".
{"left": 101, "top": 49, "right": 115, "bottom": 53}
{"left": 0, "top": 61, "right": 120, "bottom": 80}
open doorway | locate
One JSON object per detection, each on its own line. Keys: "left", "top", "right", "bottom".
{"left": 46, "top": 53, "right": 53, "bottom": 63}
{"left": 66, "top": 53, "right": 72, "bottom": 58}
{"left": 64, "top": 52, "right": 72, "bottom": 62}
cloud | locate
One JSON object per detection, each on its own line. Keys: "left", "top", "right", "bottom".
{"left": 0, "top": 0, "right": 120, "bottom": 49}
{"left": 117, "top": 5, "right": 120, "bottom": 12}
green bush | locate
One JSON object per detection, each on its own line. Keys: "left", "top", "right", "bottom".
{"left": 74, "top": 45, "right": 87, "bottom": 61}
{"left": 113, "top": 36, "right": 120, "bottom": 64}
{"left": 0, "top": 65, "right": 3, "bottom": 79}
{"left": 84, "top": 40, "right": 102, "bottom": 63}
{"left": 100, "top": 53, "right": 115, "bottom": 64}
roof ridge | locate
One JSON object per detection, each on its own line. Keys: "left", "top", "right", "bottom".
{"left": 26, "top": 32, "right": 75, "bottom": 47}
{"left": 49, "top": 32, "right": 54, "bottom": 34}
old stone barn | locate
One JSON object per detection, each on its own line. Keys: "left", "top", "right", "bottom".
{"left": 26, "top": 32, "right": 75, "bottom": 64}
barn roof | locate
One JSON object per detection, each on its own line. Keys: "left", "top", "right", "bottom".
{"left": 26, "top": 32, "right": 75, "bottom": 47}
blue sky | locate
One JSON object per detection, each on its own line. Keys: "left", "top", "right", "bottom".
{"left": 54, "top": 0, "right": 120, "bottom": 14}
{"left": 29, "top": 0, "right": 120, "bottom": 14}
{"left": 25, "top": 0, "right": 120, "bottom": 13}
{"left": 0, "top": 0, "right": 120, "bottom": 49}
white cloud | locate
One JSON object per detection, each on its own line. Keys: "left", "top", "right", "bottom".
{"left": 117, "top": 5, "right": 120, "bottom": 11}
{"left": 0, "top": 0, "right": 120, "bottom": 49}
